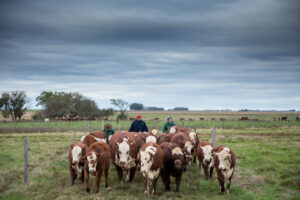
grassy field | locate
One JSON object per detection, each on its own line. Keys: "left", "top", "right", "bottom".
{"left": 0, "top": 128, "right": 299, "bottom": 200}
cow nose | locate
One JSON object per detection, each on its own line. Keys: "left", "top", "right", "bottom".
{"left": 72, "top": 160, "right": 78, "bottom": 165}
{"left": 120, "top": 161, "right": 126, "bottom": 166}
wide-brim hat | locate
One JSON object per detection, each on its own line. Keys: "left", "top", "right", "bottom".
{"left": 104, "top": 124, "right": 112, "bottom": 130}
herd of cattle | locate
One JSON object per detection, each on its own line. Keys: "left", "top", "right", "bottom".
{"left": 69, "top": 126, "right": 236, "bottom": 196}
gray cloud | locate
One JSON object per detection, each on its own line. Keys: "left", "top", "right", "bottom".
{"left": 0, "top": 0, "right": 300, "bottom": 110}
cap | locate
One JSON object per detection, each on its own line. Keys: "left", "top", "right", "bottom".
{"left": 167, "top": 116, "right": 172, "bottom": 121}
{"left": 136, "top": 115, "right": 142, "bottom": 118}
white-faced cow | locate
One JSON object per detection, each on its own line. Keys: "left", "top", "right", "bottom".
{"left": 139, "top": 142, "right": 163, "bottom": 196}
{"left": 109, "top": 131, "right": 139, "bottom": 183}
{"left": 170, "top": 132, "right": 194, "bottom": 165}
{"left": 213, "top": 146, "right": 236, "bottom": 193}
{"left": 84, "top": 142, "right": 111, "bottom": 193}
{"left": 197, "top": 140, "right": 214, "bottom": 180}
{"left": 68, "top": 142, "right": 87, "bottom": 185}
{"left": 160, "top": 142, "right": 187, "bottom": 192}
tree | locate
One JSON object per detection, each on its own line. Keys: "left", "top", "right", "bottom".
{"left": 0, "top": 91, "right": 29, "bottom": 121}
{"left": 110, "top": 99, "right": 128, "bottom": 120}
{"left": 129, "top": 103, "right": 144, "bottom": 110}
{"left": 146, "top": 106, "right": 164, "bottom": 110}
{"left": 36, "top": 91, "right": 55, "bottom": 107}
{"left": 44, "top": 92, "right": 72, "bottom": 119}
{"left": 173, "top": 107, "right": 189, "bottom": 111}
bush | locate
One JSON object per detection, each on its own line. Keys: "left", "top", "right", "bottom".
{"left": 32, "top": 110, "right": 44, "bottom": 120}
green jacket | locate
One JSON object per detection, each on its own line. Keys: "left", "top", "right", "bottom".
{"left": 162, "top": 122, "right": 176, "bottom": 133}
{"left": 103, "top": 128, "right": 115, "bottom": 144}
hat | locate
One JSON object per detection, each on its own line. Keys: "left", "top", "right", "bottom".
{"left": 104, "top": 124, "right": 112, "bottom": 130}
{"left": 167, "top": 116, "right": 172, "bottom": 121}
{"left": 136, "top": 115, "right": 142, "bottom": 119}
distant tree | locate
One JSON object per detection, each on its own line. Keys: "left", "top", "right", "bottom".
{"left": 36, "top": 91, "right": 55, "bottom": 107}
{"left": 0, "top": 91, "right": 29, "bottom": 121}
{"left": 44, "top": 92, "right": 72, "bottom": 119}
{"left": 173, "top": 107, "right": 189, "bottom": 111}
{"left": 130, "top": 103, "right": 145, "bottom": 110}
{"left": 110, "top": 99, "right": 129, "bottom": 120}
{"left": 146, "top": 106, "right": 164, "bottom": 110}
{"left": 102, "top": 108, "right": 114, "bottom": 118}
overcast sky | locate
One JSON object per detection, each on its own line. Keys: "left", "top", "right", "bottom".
{"left": 0, "top": 0, "right": 300, "bottom": 110}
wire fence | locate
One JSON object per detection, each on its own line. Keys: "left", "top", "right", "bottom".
{"left": 0, "top": 119, "right": 299, "bottom": 133}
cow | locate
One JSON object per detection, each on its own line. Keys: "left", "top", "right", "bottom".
{"left": 213, "top": 146, "right": 236, "bottom": 193}
{"left": 159, "top": 142, "right": 186, "bottom": 192}
{"left": 84, "top": 142, "right": 111, "bottom": 193}
{"left": 170, "top": 132, "right": 194, "bottom": 165}
{"left": 68, "top": 142, "right": 87, "bottom": 185}
{"left": 90, "top": 131, "right": 106, "bottom": 139}
{"left": 197, "top": 140, "right": 214, "bottom": 180}
{"left": 82, "top": 134, "right": 106, "bottom": 147}
{"left": 167, "top": 126, "right": 179, "bottom": 134}
{"left": 139, "top": 142, "right": 163, "bottom": 196}
{"left": 157, "top": 134, "right": 172, "bottom": 145}
{"left": 109, "top": 131, "right": 139, "bottom": 183}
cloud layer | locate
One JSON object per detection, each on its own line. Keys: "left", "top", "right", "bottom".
{"left": 1, "top": 0, "right": 300, "bottom": 110}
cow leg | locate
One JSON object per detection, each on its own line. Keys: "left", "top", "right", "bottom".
{"left": 69, "top": 165, "right": 76, "bottom": 185}
{"left": 209, "top": 166, "right": 214, "bottom": 178}
{"left": 95, "top": 170, "right": 102, "bottom": 193}
{"left": 80, "top": 168, "right": 84, "bottom": 183}
{"left": 84, "top": 164, "right": 90, "bottom": 193}
{"left": 152, "top": 178, "right": 158, "bottom": 195}
{"left": 204, "top": 166, "right": 209, "bottom": 180}
{"left": 104, "top": 168, "right": 109, "bottom": 189}
{"left": 115, "top": 164, "right": 123, "bottom": 184}
{"left": 193, "top": 154, "right": 197, "bottom": 164}
{"left": 175, "top": 173, "right": 182, "bottom": 192}
{"left": 218, "top": 178, "right": 225, "bottom": 193}
{"left": 161, "top": 169, "right": 170, "bottom": 191}
{"left": 129, "top": 166, "right": 137, "bottom": 182}
{"left": 227, "top": 178, "right": 232, "bottom": 193}
{"left": 126, "top": 169, "right": 130, "bottom": 182}
{"left": 142, "top": 175, "right": 149, "bottom": 196}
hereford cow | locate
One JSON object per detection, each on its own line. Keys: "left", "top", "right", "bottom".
{"left": 84, "top": 142, "right": 111, "bottom": 193}
{"left": 170, "top": 132, "right": 194, "bottom": 164}
{"left": 109, "top": 131, "right": 139, "bottom": 183}
{"left": 90, "top": 131, "right": 106, "bottom": 139}
{"left": 139, "top": 142, "right": 163, "bottom": 196}
{"left": 176, "top": 128, "right": 199, "bottom": 163}
{"left": 167, "top": 126, "right": 179, "bottom": 134}
{"left": 68, "top": 142, "right": 87, "bottom": 185}
{"left": 197, "top": 140, "right": 214, "bottom": 180}
{"left": 213, "top": 146, "right": 236, "bottom": 193}
{"left": 157, "top": 134, "right": 172, "bottom": 145}
{"left": 82, "top": 134, "right": 106, "bottom": 147}
{"left": 160, "top": 142, "right": 186, "bottom": 192}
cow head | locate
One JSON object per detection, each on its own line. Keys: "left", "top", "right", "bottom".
{"left": 87, "top": 151, "right": 97, "bottom": 176}
{"left": 140, "top": 146, "right": 156, "bottom": 174}
{"left": 188, "top": 132, "right": 196, "bottom": 145}
{"left": 72, "top": 145, "right": 85, "bottom": 165}
{"left": 151, "top": 129, "right": 158, "bottom": 135}
{"left": 171, "top": 147, "right": 185, "bottom": 169}
{"left": 184, "top": 141, "right": 194, "bottom": 164}
{"left": 201, "top": 145, "right": 214, "bottom": 165}
{"left": 169, "top": 126, "right": 177, "bottom": 134}
{"left": 116, "top": 137, "right": 131, "bottom": 167}
{"left": 146, "top": 135, "right": 157, "bottom": 143}
{"left": 213, "top": 147, "right": 231, "bottom": 171}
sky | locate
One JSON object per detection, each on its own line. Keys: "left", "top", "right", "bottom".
{"left": 0, "top": 0, "right": 300, "bottom": 110}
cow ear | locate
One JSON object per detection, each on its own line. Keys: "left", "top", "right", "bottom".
{"left": 137, "top": 151, "right": 141, "bottom": 161}
{"left": 71, "top": 144, "right": 75, "bottom": 148}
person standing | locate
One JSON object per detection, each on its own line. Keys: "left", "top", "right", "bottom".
{"left": 162, "top": 116, "right": 176, "bottom": 133}
{"left": 103, "top": 124, "right": 115, "bottom": 144}
{"left": 128, "top": 115, "right": 149, "bottom": 132}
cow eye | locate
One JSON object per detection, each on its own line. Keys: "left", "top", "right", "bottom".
{"left": 127, "top": 151, "right": 129, "bottom": 154}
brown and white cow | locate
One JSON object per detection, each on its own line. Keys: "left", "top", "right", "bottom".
{"left": 109, "top": 131, "right": 139, "bottom": 183}
{"left": 82, "top": 134, "right": 106, "bottom": 147}
{"left": 167, "top": 126, "right": 179, "bottom": 134}
{"left": 197, "top": 140, "right": 214, "bottom": 180}
{"left": 139, "top": 142, "right": 163, "bottom": 196}
{"left": 90, "top": 130, "right": 106, "bottom": 139}
{"left": 68, "top": 142, "right": 87, "bottom": 185}
{"left": 160, "top": 142, "right": 187, "bottom": 192}
{"left": 157, "top": 134, "right": 172, "bottom": 145}
{"left": 84, "top": 142, "right": 111, "bottom": 193}
{"left": 170, "top": 132, "right": 194, "bottom": 165}
{"left": 213, "top": 146, "right": 236, "bottom": 193}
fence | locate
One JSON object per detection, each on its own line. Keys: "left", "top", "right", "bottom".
{"left": 0, "top": 119, "right": 299, "bottom": 133}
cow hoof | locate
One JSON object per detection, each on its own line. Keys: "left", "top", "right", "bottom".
{"left": 86, "top": 188, "right": 90, "bottom": 193}
{"left": 227, "top": 189, "right": 230, "bottom": 194}
{"left": 106, "top": 187, "right": 112, "bottom": 192}
{"left": 120, "top": 180, "right": 123, "bottom": 185}
{"left": 144, "top": 190, "right": 149, "bottom": 196}
{"left": 152, "top": 190, "right": 155, "bottom": 195}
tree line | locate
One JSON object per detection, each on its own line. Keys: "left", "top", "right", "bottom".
{"left": 0, "top": 91, "right": 189, "bottom": 121}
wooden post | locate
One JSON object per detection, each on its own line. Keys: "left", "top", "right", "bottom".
{"left": 102, "top": 120, "right": 104, "bottom": 130}
{"left": 181, "top": 120, "right": 184, "bottom": 127}
{"left": 73, "top": 130, "right": 76, "bottom": 144}
{"left": 24, "top": 138, "right": 29, "bottom": 184}
{"left": 212, "top": 125, "right": 216, "bottom": 147}
{"left": 118, "top": 120, "right": 121, "bottom": 131}
{"left": 89, "top": 121, "right": 92, "bottom": 133}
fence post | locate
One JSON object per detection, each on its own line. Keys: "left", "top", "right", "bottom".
{"left": 212, "top": 125, "right": 216, "bottom": 147}
{"left": 73, "top": 130, "right": 76, "bottom": 144}
{"left": 24, "top": 138, "right": 29, "bottom": 184}
{"left": 119, "top": 120, "right": 121, "bottom": 131}
{"left": 102, "top": 120, "right": 104, "bottom": 130}
{"left": 89, "top": 121, "right": 92, "bottom": 133}
{"left": 182, "top": 120, "right": 184, "bottom": 127}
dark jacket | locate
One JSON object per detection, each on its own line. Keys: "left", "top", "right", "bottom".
{"left": 128, "top": 120, "right": 149, "bottom": 132}
{"left": 162, "top": 122, "right": 176, "bottom": 133}
{"left": 103, "top": 128, "right": 115, "bottom": 144}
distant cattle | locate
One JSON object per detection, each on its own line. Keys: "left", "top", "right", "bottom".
{"left": 239, "top": 117, "right": 249, "bottom": 121}
{"left": 179, "top": 118, "right": 185, "bottom": 121}
{"left": 69, "top": 142, "right": 87, "bottom": 185}
{"left": 153, "top": 118, "right": 159, "bottom": 120}
{"left": 44, "top": 118, "right": 49, "bottom": 122}
{"left": 84, "top": 142, "right": 111, "bottom": 193}
{"left": 170, "top": 132, "right": 194, "bottom": 164}
{"left": 199, "top": 118, "right": 205, "bottom": 121}
{"left": 109, "top": 131, "right": 139, "bottom": 183}
{"left": 220, "top": 118, "right": 226, "bottom": 121}
{"left": 213, "top": 146, "right": 236, "bottom": 193}
{"left": 211, "top": 118, "right": 216, "bottom": 121}
{"left": 160, "top": 142, "right": 186, "bottom": 192}
{"left": 139, "top": 143, "right": 163, "bottom": 196}
{"left": 279, "top": 116, "right": 288, "bottom": 121}
{"left": 129, "top": 117, "right": 135, "bottom": 121}
{"left": 197, "top": 141, "right": 214, "bottom": 180}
